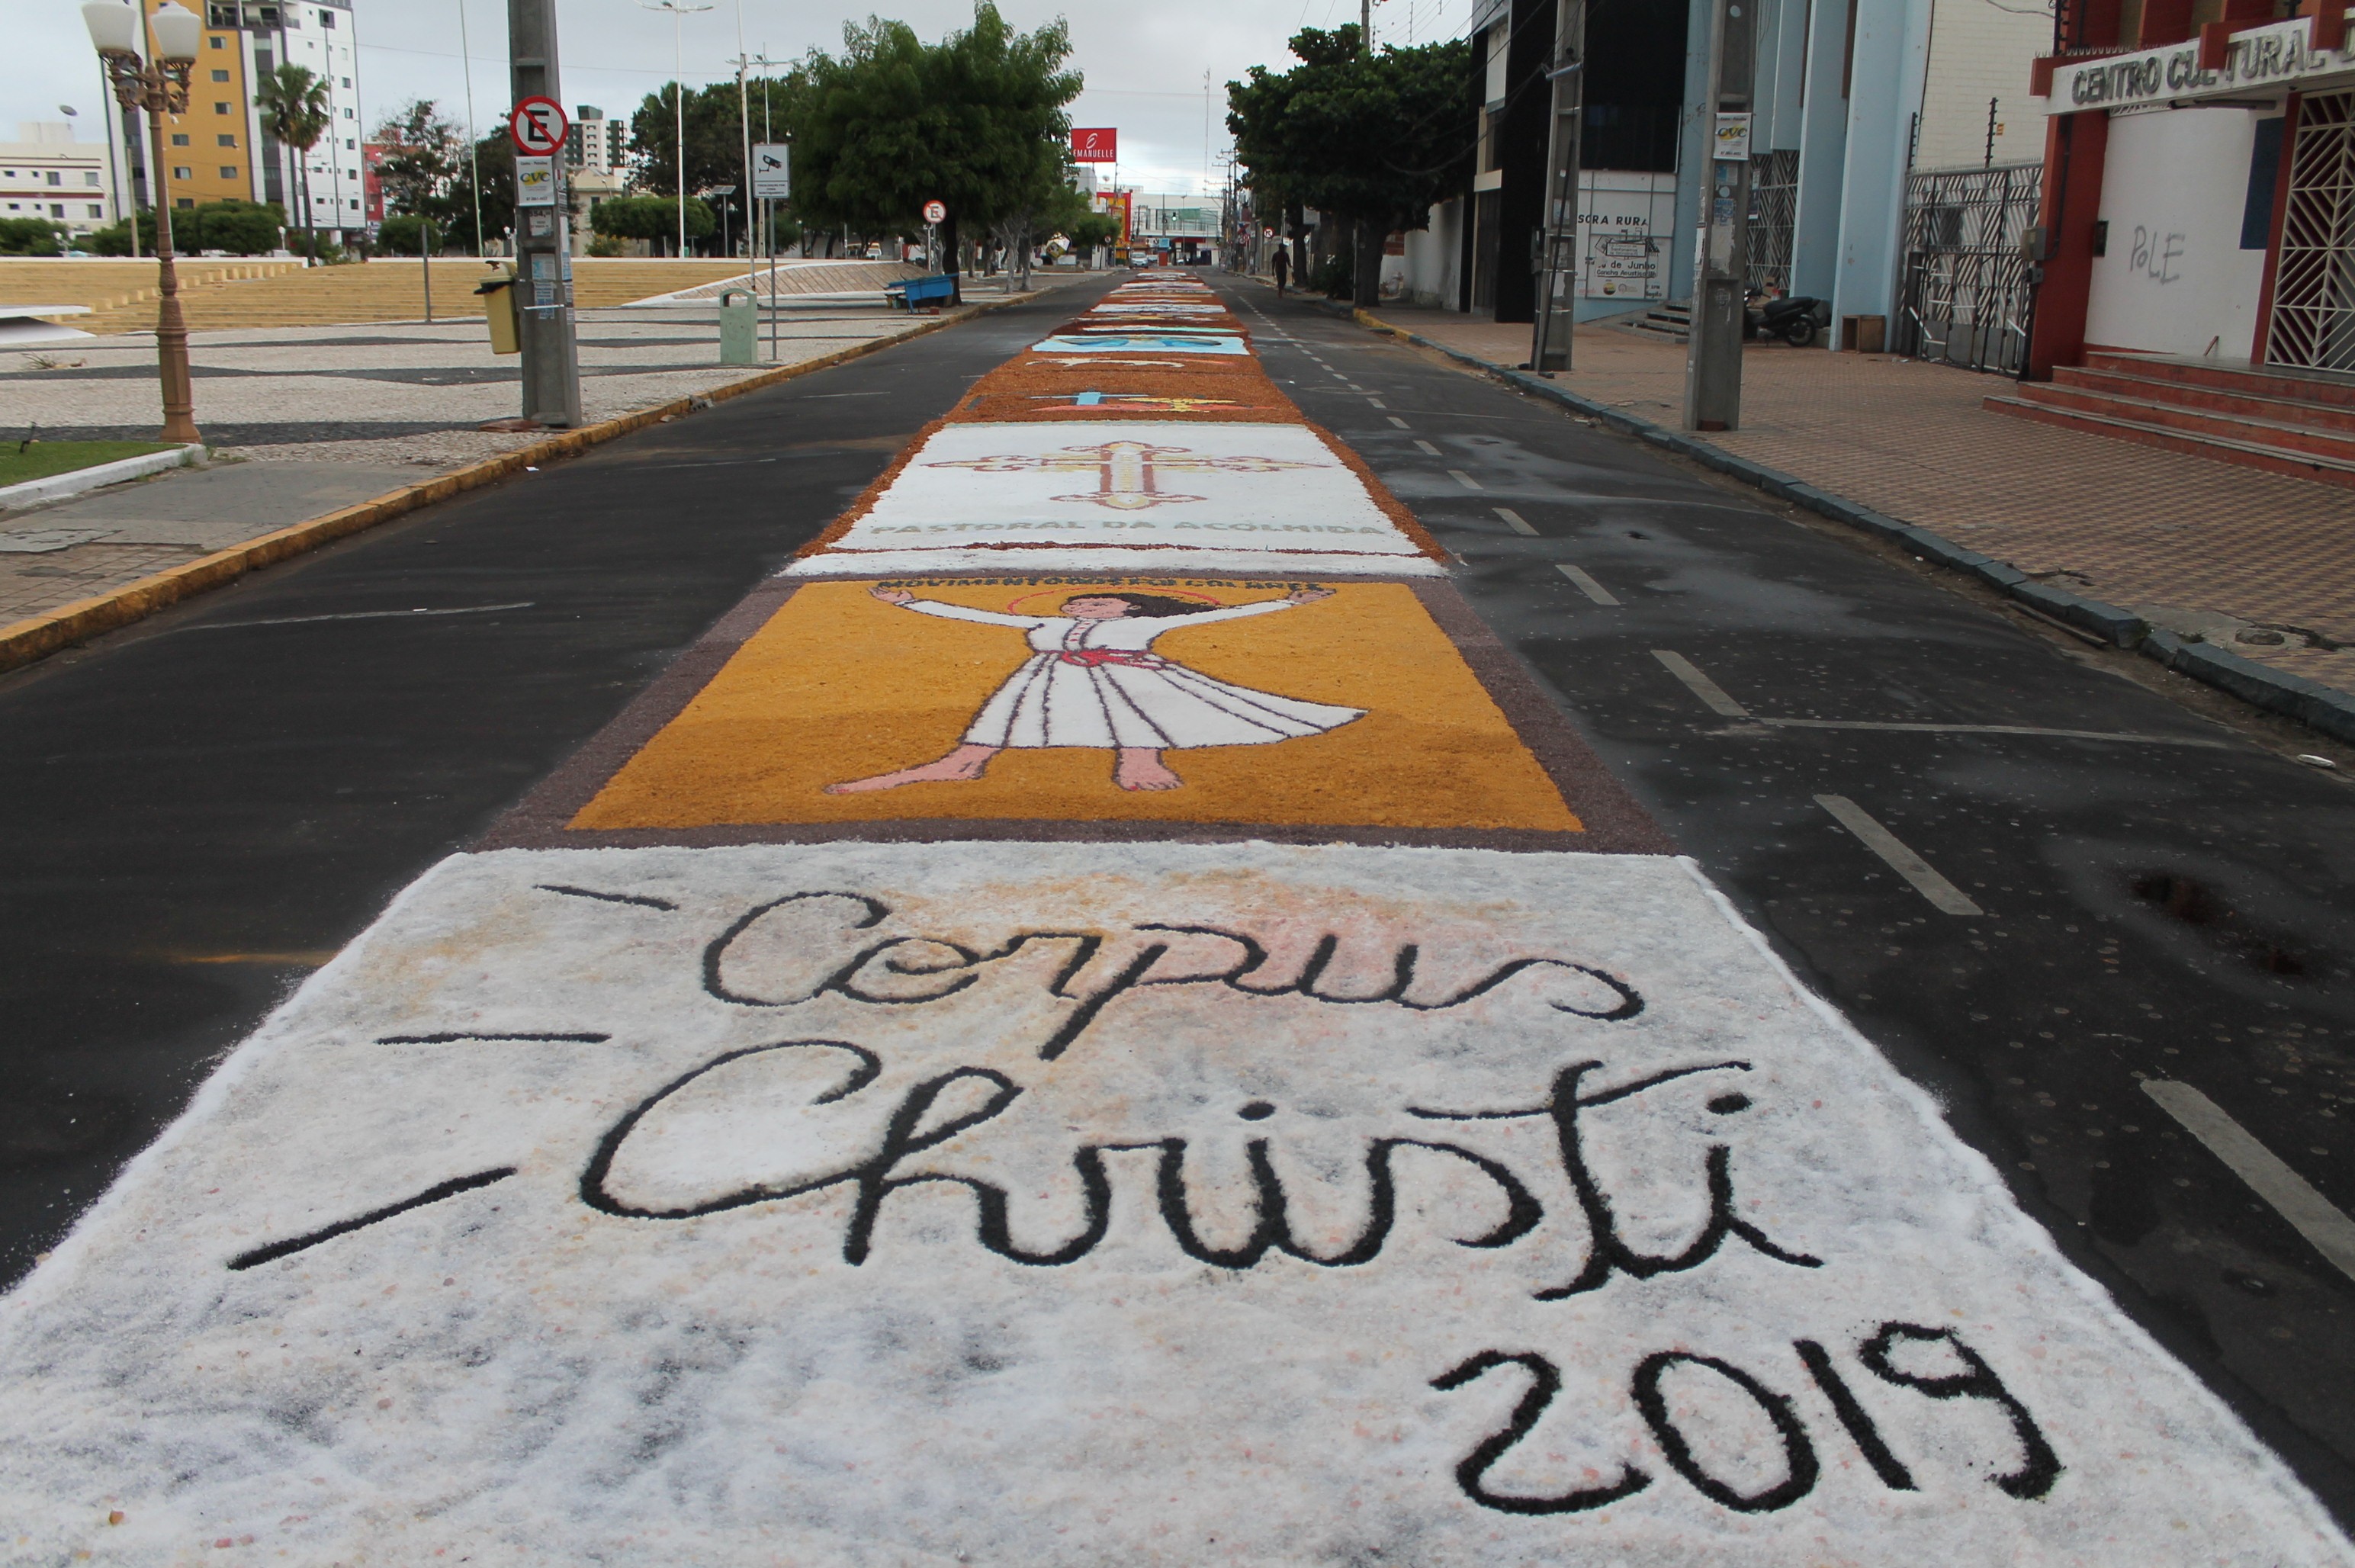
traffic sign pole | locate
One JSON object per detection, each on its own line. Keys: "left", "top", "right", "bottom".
{"left": 504, "top": 18, "right": 583, "bottom": 427}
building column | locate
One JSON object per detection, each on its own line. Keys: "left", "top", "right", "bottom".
{"left": 1493, "top": 0, "right": 1557, "bottom": 324}
{"left": 2024, "top": 108, "right": 2109, "bottom": 379}
{"left": 1826, "top": 0, "right": 1933, "bottom": 335}
{"left": 1788, "top": 0, "right": 1852, "bottom": 300}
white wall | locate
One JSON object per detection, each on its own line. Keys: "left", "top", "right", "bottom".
{"left": 1916, "top": 0, "right": 2052, "bottom": 172}
{"left": 1398, "top": 199, "right": 1463, "bottom": 310}
{"left": 2086, "top": 107, "right": 2272, "bottom": 360}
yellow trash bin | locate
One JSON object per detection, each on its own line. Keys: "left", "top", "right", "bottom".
{"left": 476, "top": 268, "right": 520, "bottom": 355}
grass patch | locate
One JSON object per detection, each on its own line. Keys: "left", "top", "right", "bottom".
{"left": 0, "top": 440, "right": 181, "bottom": 489}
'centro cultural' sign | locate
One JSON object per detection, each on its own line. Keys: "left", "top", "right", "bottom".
{"left": 2043, "top": 10, "right": 2354, "bottom": 111}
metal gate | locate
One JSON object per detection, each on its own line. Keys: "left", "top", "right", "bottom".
{"left": 2266, "top": 91, "right": 2355, "bottom": 374}
{"left": 1895, "top": 162, "right": 2042, "bottom": 374}
{"left": 1746, "top": 148, "right": 1798, "bottom": 295}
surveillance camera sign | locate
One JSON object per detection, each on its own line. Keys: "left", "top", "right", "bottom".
{"left": 753, "top": 143, "right": 791, "bottom": 200}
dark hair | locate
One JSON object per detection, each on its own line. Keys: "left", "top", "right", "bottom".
{"left": 1062, "top": 592, "right": 1213, "bottom": 618}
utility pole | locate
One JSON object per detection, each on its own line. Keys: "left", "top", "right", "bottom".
{"left": 1528, "top": 0, "right": 1585, "bottom": 374}
{"left": 1681, "top": 0, "right": 1754, "bottom": 431}
{"left": 509, "top": 0, "right": 584, "bottom": 426}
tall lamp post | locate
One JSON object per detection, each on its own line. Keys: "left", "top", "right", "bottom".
{"left": 84, "top": 0, "right": 203, "bottom": 445}
{"left": 639, "top": 0, "right": 713, "bottom": 260}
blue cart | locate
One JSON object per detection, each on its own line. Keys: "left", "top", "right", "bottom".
{"left": 885, "top": 274, "right": 959, "bottom": 312}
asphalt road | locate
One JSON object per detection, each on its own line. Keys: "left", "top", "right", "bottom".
{"left": 1220, "top": 278, "right": 2355, "bottom": 1522}
{"left": 0, "top": 288, "right": 1064, "bottom": 1287}
{"left": 4, "top": 270, "right": 2351, "bottom": 1525}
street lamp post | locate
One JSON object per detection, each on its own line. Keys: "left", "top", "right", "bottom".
{"left": 84, "top": 0, "right": 203, "bottom": 445}
{"left": 639, "top": 0, "right": 713, "bottom": 260}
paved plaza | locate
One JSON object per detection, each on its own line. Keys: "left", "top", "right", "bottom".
{"left": 0, "top": 278, "right": 1062, "bottom": 628}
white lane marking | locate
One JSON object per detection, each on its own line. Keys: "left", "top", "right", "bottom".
{"left": 1386, "top": 416, "right": 1411, "bottom": 429}
{"left": 1556, "top": 564, "right": 1620, "bottom": 606}
{"left": 1447, "top": 469, "right": 1483, "bottom": 491}
{"left": 2141, "top": 1079, "right": 2355, "bottom": 1285}
{"left": 1413, "top": 439, "right": 1443, "bottom": 456}
{"left": 183, "top": 602, "right": 536, "bottom": 632}
{"left": 1650, "top": 650, "right": 1750, "bottom": 718}
{"left": 1763, "top": 718, "right": 2231, "bottom": 748}
{"left": 1813, "top": 794, "right": 1987, "bottom": 916}
{"left": 1366, "top": 397, "right": 1387, "bottom": 408}
{"left": 1493, "top": 507, "right": 1537, "bottom": 536}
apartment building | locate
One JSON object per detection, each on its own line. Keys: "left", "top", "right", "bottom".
{"left": 0, "top": 123, "right": 115, "bottom": 238}
{"left": 106, "top": 0, "right": 368, "bottom": 242}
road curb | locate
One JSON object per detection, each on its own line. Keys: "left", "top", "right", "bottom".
{"left": 0, "top": 289, "right": 1045, "bottom": 676}
{"left": 0, "top": 444, "right": 204, "bottom": 512}
{"left": 1335, "top": 300, "right": 2355, "bottom": 747}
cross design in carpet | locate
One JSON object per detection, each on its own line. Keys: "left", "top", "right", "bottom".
{"left": 927, "top": 439, "right": 1327, "bottom": 511}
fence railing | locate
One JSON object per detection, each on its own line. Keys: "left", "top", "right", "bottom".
{"left": 1895, "top": 162, "right": 2043, "bottom": 376}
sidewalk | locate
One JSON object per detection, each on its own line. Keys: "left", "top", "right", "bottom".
{"left": 1364, "top": 306, "right": 2355, "bottom": 703}
{"left": 0, "top": 275, "right": 1078, "bottom": 647}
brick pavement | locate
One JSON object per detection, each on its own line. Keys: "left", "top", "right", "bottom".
{"left": 1364, "top": 305, "right": 2355, "bottom": 700}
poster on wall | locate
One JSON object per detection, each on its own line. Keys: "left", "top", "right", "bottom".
{"left": 1577, "top": 172, "right": 1675, "bottom": 303}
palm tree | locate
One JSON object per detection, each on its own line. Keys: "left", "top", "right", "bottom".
{"left": 254, "top": 64, "right": 333, "bottom": 265}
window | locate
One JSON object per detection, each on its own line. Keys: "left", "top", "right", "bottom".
{"left": 49, "top": 203, "right": 64, "bottom": 217}
{"left": 217, "top": 134, "right": 237, "bottom": 147}
{"left": 46, "top": 172, "right": 61, "bottom": 186}
{"left": 172, "top": 133, "right": 191, "bottom": 146}
{"left": 172, "top": 165, "right": 193, "bottom": 179}
{"left": 85, "top": 171, "right": 101, "bottom": 185}
{"left": 220, "top": 165, "right": 239, "bottom": 178}
{"left": 210, "top": 33, "right": 226, "bottom": 48}
{"left": 341, "top": 77, "right": 351, "bottom": 88}
{"left": 176, "top": 197, "right": 194, "bottom": 208}
{"left": 341, "top": 107, "right": 352, "bottom": 118}
{"left": 88, "top": 204, "right": 105, "bottom": 218}
{"left": 318, "top": 7, "right": 335, "bottom": 24}
{"left": 211, "top": 69, "right": 230, "bottom": 82}
{"left": 214, "top": 101, "right": 232, "bottom": 114}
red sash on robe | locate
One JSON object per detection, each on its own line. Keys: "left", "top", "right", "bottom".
{"left": 1055, "top": 649, "right": 1166, "bottom": 668}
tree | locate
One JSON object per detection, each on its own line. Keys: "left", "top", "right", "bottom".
{"left": 371, "top": 100, "right": 466, "bottom": 223}
{"left": 789, "top": 4, "right": 1080, "bottom": 272}
{"left": 255, "top": 63, "right": 333, "bottom": 265}
{"left": 590, "top": 194, "right": 714, "bottom": 255}
{"left": 0, "top": 217, "right": 67, "bottom": 255}
{"left": 442, "top": 128, "right": 516, "bottom": 254}
{"left": 1227, "top": 25, "right": 1474, "bottom": 306}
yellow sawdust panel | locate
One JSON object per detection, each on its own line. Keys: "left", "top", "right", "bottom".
{"left": 573, "top": 580, "right": 1579, "bottom": 832}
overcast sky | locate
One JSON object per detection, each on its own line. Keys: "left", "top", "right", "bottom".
{"left": 13, "top": 0, "right": 1480, "bottom": 198}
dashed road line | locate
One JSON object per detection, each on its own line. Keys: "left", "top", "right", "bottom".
{"left": 1650, "top": 649, "right": 1751, "bottom": 718}
{"left": 1813, "top": 794, "right": 1987, "bottom": 916}
{"left": 1556, "top": 564, "right": 1620, "bottom": 606}
{"left": 1765, "top": 718, "right": 2231, "bottom": 747}
{"left": 2142, "top": 1079, "right": 2355, "bottom": 1285}
{"left": 178, "top": 602, "right": 536, "bottom": 632}
{"left": 1447, "top": 469, "right": 1483, "bottom": 491}
{"left": 1493, "top": 507, "right": 1537, "bottom": 536}
{"left": 1413, "top": 439, "right": 1443, "bottom": 456}
{"left": 1387, "top": 416, "right": 1411, "bottom": 429}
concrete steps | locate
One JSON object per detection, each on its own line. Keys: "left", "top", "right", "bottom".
{"left": 1616, "top": 301, "right": 1692, "bottom": 344}
{"left": 1985, "top": 352, "right": 2355, "bottom": 490}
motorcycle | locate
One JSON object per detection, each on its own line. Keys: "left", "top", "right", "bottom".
{"left": 1745, "top": 288, "right": 1830, "bottom": 347}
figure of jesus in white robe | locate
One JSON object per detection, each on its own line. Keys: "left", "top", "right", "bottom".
{"left": 826, "top": 586, "right": 1362, "bottom": 793}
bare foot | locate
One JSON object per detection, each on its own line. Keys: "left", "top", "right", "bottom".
{"left": 825, "top": 744, "right": 998, "bottom": 794}
{"left": 1113, "top": 749, "right": 1184, "bottom": 791}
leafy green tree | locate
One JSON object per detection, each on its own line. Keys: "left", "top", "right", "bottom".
{"left": 371, "top": 101, "right": 466, "bottom": 223}
{"left": 443, "top": 128, "right": 517, "bottom": 254}
{"left": 375, "top": 213, "right": 437, "bottom": 255}
{"left": 789, "top": 4, "right": 1080, "bottom": 269}
{"left": 628, "top": 82, "right": 747, "bottom": 199}
{"left": 590, "top": 194, "right": 715, "bottom": 254}
{"left": 1228, "top": 25, "right": 1473, "bottom": 307}
{"left": 255, "top": 63, "right": 333, "bottom": 264}
{"left": 0, "top": 217, "right": 68, "bottom": 255}
{"left": 187, "top": 199, "right": 288, "bottom": 255}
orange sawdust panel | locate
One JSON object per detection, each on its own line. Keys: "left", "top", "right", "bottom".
{"left": 571, "top": 579, "right": 1580, "bottom": 834}
{"left": 956, "top": 362, "right": 1300, "bottom": 423}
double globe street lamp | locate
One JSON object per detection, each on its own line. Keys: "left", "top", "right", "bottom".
{"left": 82, "top": 0, "right": 204, "bottom": 445}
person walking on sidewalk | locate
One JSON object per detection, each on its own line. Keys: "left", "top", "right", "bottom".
{"left": 1272, "top": 246, "right": 1290, "bottom": 297}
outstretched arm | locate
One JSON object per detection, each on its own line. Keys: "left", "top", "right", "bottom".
{"left": 868, "top": 586, "right": 1046, "bottom": 628}
{"left": 1170, "top": 587, "right": 1337, "bottom": 626}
